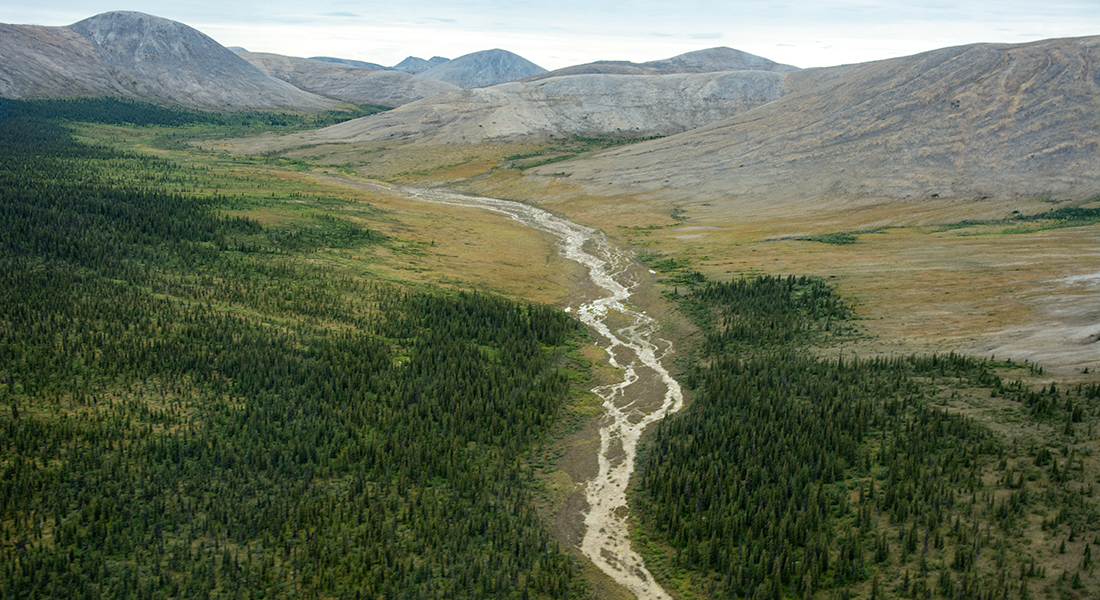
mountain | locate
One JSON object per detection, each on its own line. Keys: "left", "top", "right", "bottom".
{"left": 263, "top": 45, "right": 800, "bottom": 145}
{"left": 524, "top": 47, "right": 798, "bottom": 81}
{"left": 0, "top": 11, "right": 338, "bottom": 110}
{"left": 542, "top": 36, "right": 1100, "bottom": 204}
{"left": 290, "top": 70, "right": 788, "bottom": 145}
{"left": 240, "top": 52, "right": 460, "bottom": 107}
{"left": 645, "top": 47, "right": 799, "bottom": 73}
{"left": 418, "top": 49, "right": 547, "bottom": 88}
{"left": 393, "top": 56, "right": 450, "bottom": 74}
{"left": 309, "top": 56, "right": 392, "bottom": 71}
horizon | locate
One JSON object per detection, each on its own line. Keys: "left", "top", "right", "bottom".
{"left": 2, "top": 2, "right": 1099, "bottom": 71}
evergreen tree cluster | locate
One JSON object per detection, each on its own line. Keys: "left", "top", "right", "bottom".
{"left": 0, "top": 102, "right": 585, "bottom": 599}
{"left": 0, "top": 97, "right": 383, "bottom": 129}
{"left": 636, "top": 276, "right": 1099, "bottom": 599}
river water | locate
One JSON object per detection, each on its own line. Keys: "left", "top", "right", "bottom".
{"left": 400, "top": 187, "right": 684, "bottom": 599}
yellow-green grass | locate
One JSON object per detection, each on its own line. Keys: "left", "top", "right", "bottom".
{"left": 452, "top": 168, "right": 1100, "bottom": 377}
{"left": 75, "top": 125, "right": 583, "bottom": 306}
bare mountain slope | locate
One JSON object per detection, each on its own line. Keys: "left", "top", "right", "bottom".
{"left": 0, "top": 11, "right": 338, "bottom": 110}
{"left": 293, "top": 70, "right": 788, "bottom": 145}
{"left": 0, "top": 23, "right": 120, "bottom": 99}
{"left": 524, "top": 46, "right": 798, "bottom": 81}
{"left": 240, "top": 52, "right": 460, "bottom": 107}
{"left": 418, "top": 49, "right": 547, "bottom": 88}
{"left": 544, "top": 36, "right": 1100, "bottom": 204}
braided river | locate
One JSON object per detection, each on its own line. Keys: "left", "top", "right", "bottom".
{"left": 402, "top": 187, "right": 684, "bottom": 599}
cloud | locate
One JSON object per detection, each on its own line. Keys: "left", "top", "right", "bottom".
{"left": 690, "top": 33, "right": 723, "bottom": 40}
{"left": 322, "top": 12, "right": 359, "bottom": 17}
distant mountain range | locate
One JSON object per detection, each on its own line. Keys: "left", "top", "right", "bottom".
{"left": 295, "top": 70, "right": 788, "bottom": 144}
{"left": 238, "top": 52, "right": 459, "bottom": 107}
{"left": 522, "top": 47, "right": 798, "bottom": 81}
{"left": 306, "top": 55, "right": 450, "bottom": 74}
{"left": 2, "top": 11, "right": 1097, "bottom": 205}
{"left": 0, "top": 12, "right": 550, "bottom": 106}
{"left": 0, "top": 10, "right": 786, "bottom": 111}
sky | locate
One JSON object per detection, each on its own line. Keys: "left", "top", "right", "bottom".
{"left": 3, "top": 1, "right": 1099, "bottom": 70}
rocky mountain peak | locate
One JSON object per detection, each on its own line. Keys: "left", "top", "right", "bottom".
{"left": 0, "top": 11, "right": 337, "bottom": 110}
{"left": 69, "top": 11, "right": 235, "bottom": 67}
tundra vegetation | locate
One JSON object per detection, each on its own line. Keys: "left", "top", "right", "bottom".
{"left": 1, "top": 99, "right": 1098, "bottom": 600}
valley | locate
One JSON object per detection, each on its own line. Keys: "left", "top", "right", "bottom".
{"left": 1, "top": 9, "right": 1099, "bottom": 600}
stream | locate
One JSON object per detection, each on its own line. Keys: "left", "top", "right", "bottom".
{"left": 401, "top": 186, "right": 684, "bottom": 600}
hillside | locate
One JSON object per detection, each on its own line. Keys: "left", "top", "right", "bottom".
{"left": 0, "top": 11, "right": 338, "bottom": 110}
{"left": 283, "top": 70, "right": 788, "bottom": 145}
{"left": 240, "top": 52, "right": 460, "bottom": 107}
{"left": 418, "top": 48, "right": 547, "bottom": 88}
{"left": 524, "top": 46, "right": 798, "bottom": 81}
{"left": 544, "top": 36, "right": 1100, "bottom": 204}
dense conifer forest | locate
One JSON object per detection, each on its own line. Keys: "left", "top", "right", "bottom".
{"left": 635, "top": 276, "right": 1100, "bottom": 599}
{"left": 0, "top": 101, "right": 586, "bottom": 598}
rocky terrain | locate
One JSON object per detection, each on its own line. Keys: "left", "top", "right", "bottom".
{"left": 277, "top": 70, "right": 788, "bottom": 145}
{"left": 0, "top": 11, "right": 338, "bottom": 110}
{"left": 418, "top": 49, "right": 547, "bottom": 88}
{"left": 239, "top": 52, "right": 460, "bottom": 107}
{"left": 0, "top": 11, "right": 543, "bottom": 109}
{"left": 542, "top": 35, "right": 1100, "bottom": 205}
{"left": 9, "top": 11, "right": 1089, "bottom": 209}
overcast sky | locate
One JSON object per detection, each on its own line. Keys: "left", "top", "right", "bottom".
{"left": 4, "top": 1, "right": 1099, "bottom": 70}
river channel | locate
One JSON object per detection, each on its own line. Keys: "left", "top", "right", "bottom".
{"left": 400, "top": 187, "right": 684, "bottom": 600}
